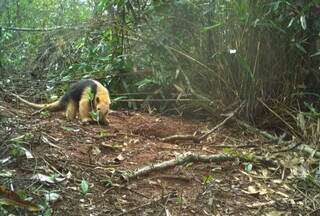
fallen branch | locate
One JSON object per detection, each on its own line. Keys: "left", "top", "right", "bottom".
{"left": 121, "top": 152, "right": 276, "bottom": 181}
{"left": 236, "top": 119, "right": 320, "bottom": 158}
{"left": 151, "top": 175, "right": 192, "bottom": 182}
{"left": 295, "top": 144, "right": 320, "bottom": 158}
{"left": 235, "top": 119, "right": 282, "bottom": 143}
{"left": 161, "top": 103, "right": 244, "bottom": 143}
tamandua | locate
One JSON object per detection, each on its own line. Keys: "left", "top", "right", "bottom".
{"left": 13, "top": 79, "right": 111, "bottom": 124}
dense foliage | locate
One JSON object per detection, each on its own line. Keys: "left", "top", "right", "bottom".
{"left": 1, "top": 0, "right": 320, "bottom": 121}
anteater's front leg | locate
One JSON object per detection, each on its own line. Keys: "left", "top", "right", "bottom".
{"left": 66, "top": 100, "right": 78, "bottom": 121}
{"left": 79, "top": 98, "right": 92, "bottom": 123}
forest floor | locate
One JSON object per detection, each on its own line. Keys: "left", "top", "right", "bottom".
{"left": 0, "top": 100, "right": 316, "bottom": 215}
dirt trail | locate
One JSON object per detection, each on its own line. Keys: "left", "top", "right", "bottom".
{"left": 0, "top": 105, "right": 301, "bottom": 215}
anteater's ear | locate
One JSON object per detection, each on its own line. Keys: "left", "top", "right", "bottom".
{"left": 96, "top": 97, "right": 100, "bottom": 104}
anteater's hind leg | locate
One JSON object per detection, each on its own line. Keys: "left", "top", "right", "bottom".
{"left": 66, "top": 100, "right": 78, "bottom": 121}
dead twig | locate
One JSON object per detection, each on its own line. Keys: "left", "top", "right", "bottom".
{"left": 199, "top": 103, "right": 244, "bottom": 140}
{"left": 41, "top": 135, "right": 62, "bottom": 149}
{"left": 211, "top": 143, "right": 258, "bottom": 148}
{"left": 157, "top": 193, "right": 173, "bottom": 216}
{"left": 100, "top": 143, "right": 123, "bottom": 151}
{"left": 151, "top": 175, "right": 192, "bottom": 182}
{"left": 31, "top": 107, "right": 47, "bottom": 116}
{"left": 246, "top": 200, "right": 275, "bottom": 208}
{"left": 160, "top": 134, "right": 200, "bottom": 143}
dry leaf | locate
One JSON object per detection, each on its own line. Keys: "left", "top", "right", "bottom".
{"left": 242, "top": 185, "right": 268, "bottom": 196}
{"left": 19, "top": 147, "right": 33, "bottom": 159}
{"left": 0, "top": 156, "right": 11, "bottom": 164}
{"left": 115, "top": 154, "right": 125, "bottom": 162}
{"left": 246, "top": 200, "right": 275, "bottom": 208}
{"left": 31, "top": 174, "right": 55, "bottom": 184}
{"left": 91, "top": 146, "right": 101, "bottom": 156}
{"left": 0, "top": 170, "right": 13, "bottom": 177}
{"left": 44, "top": 192, "right": 60, "bottom": 203}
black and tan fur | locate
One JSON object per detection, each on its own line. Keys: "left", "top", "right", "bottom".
{"left": 13, "top": 80, "right": 111, "bottom": 124}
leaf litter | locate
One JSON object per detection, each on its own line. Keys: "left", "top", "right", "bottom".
{"left": 0, "top": 103, "right": 318, "bottom": 215}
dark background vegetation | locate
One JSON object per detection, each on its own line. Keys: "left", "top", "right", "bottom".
{"left": 1, "top": 0, "right": 320, "bottom": 137}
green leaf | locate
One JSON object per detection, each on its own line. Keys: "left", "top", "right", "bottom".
{"left": 295, "top": 43, "right": 307, "bottom": 54}
{"left": 88, "top": 88, "right": 94, "bottom": 102}
{"left": 175, "top": 197, "right": 184, "bottom": 204}
{"left": 50, "top": 95, "right": 59, "bottom": 101}
{"left": 300, "top": 15, "right": 307, "bottom": 30}
{"left": 311, "top": 50, "right": 320, "bottom": 57}
{"left": 103, "top": 179, "right": 113, "bottom": 187}
{"left": 61, "top": 126, "right": 78, "bottom": 132}
{"left": 80, "top": 179, "right": 89, "bottom": 195}
{"left": 272, "top": 1, "right": 281, "bottom": 11}
{"left": 99, "top": 131, "right": 109, "bottom": 137}
{"left": 202, "top": 175, "right": 214, "bottom": 184}
{"left": 61, "top": 75, "right": 71, "bottom": 82}
{"left": 245, "top": 163, "right": 253, "bottom": 172}
{"left": 113, "top": 96, "right": 128, "bottom": 102}
{"left": 203, "top": 22, "right": 223, "bottom": 31}
{"left": 223, "top": 148, "right": 237, "bottom": 156}
{"left": 40, "top": 111, "right": 51, "bottom": 118}
{"left": 287, "top": 17, "right": 295, "bottom": 28}
{"left": 97, "top": 0, "right": 111, "bottom": 12}
{"left": 89, "top": 111, "right": 98, "bottom": 122}
{"left": 43, "top": 208, "right": 53, "bottom": 216}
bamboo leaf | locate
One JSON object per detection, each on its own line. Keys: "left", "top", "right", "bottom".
{"left": 295, "top": 43, "right": 307, "bottom": 54}
{"left": 300, "top": 15, "right": 307, "bottom": 30}
{"left": 311, "top": 50, "right": 320, "bottom": 57}
{"left": 287, "top": 17, "right": 295, "bottom": 28}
